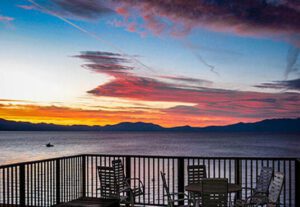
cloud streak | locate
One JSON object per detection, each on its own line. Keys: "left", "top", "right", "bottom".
{"left": 285, "top": 46, "right": 300, "bottom": 78}
{"left": 159, "top": 75, "right": 213, "bottom": 86}
{"left": 21, "top": 0, "right": 113, "bottom": 20}
{"left": 255, "top": 78, "right": 300, "bottom": 91}
{"left": 0, "top": 15, "right": 14, "bottom": 23}
{"left": 74, "top": 51, "right": 134, "bottom": 74}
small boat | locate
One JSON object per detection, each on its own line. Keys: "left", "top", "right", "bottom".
{"left": 46, "top": 142, "right": 54, "bottom": 147}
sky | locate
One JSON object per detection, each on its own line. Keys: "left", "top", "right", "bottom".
{"left": 0, "top": 0, "right": 299, "bottom": 127}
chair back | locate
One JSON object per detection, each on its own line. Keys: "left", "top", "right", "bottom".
{"left": 160, "top": 171, "right": 174, "bottom": 207}
{"left": 256, "top": 166, "right": 273, "bottom": 194}
{"left": 97, "top": 166, "right": 118, "bottom": 198}
{"left": 112, "top": 159, "right": 127, "bottom": 191}
{"left": 268, "top": 172, "right": 284, "bottom": 204}
{"left": 202, "top": 178, "right": 228, "bottom": 207}
{"left": 188, "top": 165, "right": 207, "bottom": 184}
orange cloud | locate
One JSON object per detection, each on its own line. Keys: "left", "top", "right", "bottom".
{"left": 0, "top": 103, "right": 243, "bottom": 127}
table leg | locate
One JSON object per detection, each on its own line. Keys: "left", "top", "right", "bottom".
{"left": 192, "top": 193, "right": 199, "bottom": 207}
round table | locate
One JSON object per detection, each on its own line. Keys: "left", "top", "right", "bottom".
{"left": 185, "top": 183, "right": 241, "bottom": 193}
{"left": 185, "top": 183, "right": 241, "bottom": 207}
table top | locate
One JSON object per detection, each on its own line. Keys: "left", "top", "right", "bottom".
{"left": 185, "top": 183, "right": 241, "bottom": 193}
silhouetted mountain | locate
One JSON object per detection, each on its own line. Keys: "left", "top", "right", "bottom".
{"left": 198, "top": 118, "right": 300, "bottom": 133}
{"left": 0, "top": 118, "right": 299, "bottom": 132}
{"left": 103, "top": 122, "right": 163, "bottom": 131}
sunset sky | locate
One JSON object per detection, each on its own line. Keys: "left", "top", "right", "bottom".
{"left": 0, "top": 0, "right": 299, "bottom": 127}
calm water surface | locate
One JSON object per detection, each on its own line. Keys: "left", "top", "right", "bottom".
{"left": 0, "top": 131, "right": 299, "bottom": 165}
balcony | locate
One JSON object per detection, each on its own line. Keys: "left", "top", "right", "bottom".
{"left": 0, "top": 154, "right": 299, "bottom": 206}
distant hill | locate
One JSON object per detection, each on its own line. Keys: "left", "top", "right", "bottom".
{"left": 0, "top": 118, "right": 299, "bottom": 132}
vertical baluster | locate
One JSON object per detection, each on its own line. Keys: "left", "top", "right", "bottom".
{"left": 19, "top": 164, "right": 25, "bottom": 206}
{"left": 295, "top": 159, "right": 300, "bottom": 206}
{"left": 235, "top": 159, "right": 242, "bottom": 200}
{"left": 177, "top": 157, "right": 184, "bottom": 206}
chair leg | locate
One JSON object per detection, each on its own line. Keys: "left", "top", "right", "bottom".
{"left": 130, "top": 192, "right": 135, "bottom": 207}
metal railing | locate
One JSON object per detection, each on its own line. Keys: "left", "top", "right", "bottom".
{"left": 0, "top": 154, "right": 299, "bottom": 206}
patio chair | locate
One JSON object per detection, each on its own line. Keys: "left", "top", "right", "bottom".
{"left": 202, "top": 178, "right": 228, "bottom": 207}
{"left": 235, "top": 167, "right": 273, "bottom": 206}
{"left": 160, "top": 171, "right": 192, "bottom": 207}
{"left": 112, "top": 159, "right": 144, "bottom": 206}
{"left": 97, "top": 166, "right": 133, "bottom": 206}
{"left": 188, "top": 165, "right": 207, "bottom": 184}
{"left": 187, "top": 165, "right": 207, "bottom": 205}
{"left": 235, "top": 172, "right": 284, "bottom": 207}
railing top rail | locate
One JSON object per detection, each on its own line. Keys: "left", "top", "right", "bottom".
{"left": 0, "top": 153, "right": 299, "bottom": 169}
{"left": 82, "top": 153, "right": 299, "bottom": 160}
{"left": 0, "top": 154, "right": 82, "bottom": 169}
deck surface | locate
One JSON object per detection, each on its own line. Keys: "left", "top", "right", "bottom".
{"left": 54, "top": 197, "right": 120, "bottom": 207}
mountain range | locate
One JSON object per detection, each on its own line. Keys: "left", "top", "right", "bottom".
{"left": 0, "top": 118, "right": 299, "bottom": 132}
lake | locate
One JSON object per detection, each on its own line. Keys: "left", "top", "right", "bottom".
{"left": 0, "top": 131, "right": 299, "bottom": 165}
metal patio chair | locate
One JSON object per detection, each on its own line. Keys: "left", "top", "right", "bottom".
{"left": 235, "top": 172, "right": 284, "bottom": 207}
{"left": 97, "top": 166, "right": 133, "bottom": 206}
{"left": 188, "top": 165, "right": 207, "bottom": 184}
{"left": 202, "top": 178, "right": 228, "bottom": 207}
{"left": 160, "top": 171, "right": 192, "bottom": 207}
{"left": 188, "top": 165, "right": 207, "bottom": 205}
{"left": 112, "top": 159, "right": 144, "bottom": 206}
{"left": 235, "top": 167, "right": 273, "bottom": 206}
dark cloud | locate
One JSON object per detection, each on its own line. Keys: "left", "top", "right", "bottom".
{"left": 255, "top": 78, "right": 300, "bottom": 91}
{"left": 19, "top": 0, "right": 113, "bottom": 20}
{"left": 21, "top": 0, "right": 300, "bottom": 41}
{"left": 74, "top": 51, "right": 134, "bottom": 74}
{"left": 244, "top": 98, "right": 277, "bottom": 103}
{"left": 163, "top": 105, "right": 202, "bottom": 115}
{"left": 114, "top": 0, "right": 300, "bottom": 42}
{"left": 159, "top": 75, "right": 213, "bottom": 86}
{"left": 53, "top": 0, "right": 113, "bottom": 19}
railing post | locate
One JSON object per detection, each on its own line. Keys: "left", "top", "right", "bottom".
{"left": 125, "top": 156, "right": 131, "bottom": 180}
{"left": 56, "top": 158, "right": 61, "bottom": 204}
{"left": 125, "top": 156, "right": 131, "bottom": 207}
{"left": 82, "top": 155, "right": 86, "bottom": 197}
{"left": 296, "top": 159, "right": 300, "bottom": 206}
{"left": 235, "top": 159, "right": 242, "bottom": 200}
{"left": 19, "top": 164, "right": 25, "bottom": 207}
{"left": 177, "top": 157, "right": 185, "bottom": 206}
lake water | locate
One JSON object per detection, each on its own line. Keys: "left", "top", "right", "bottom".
{"left": 0, "top": 131, "right": 299, "bottom": 165}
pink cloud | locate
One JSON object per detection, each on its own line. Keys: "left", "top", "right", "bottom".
{"left": 75, "top": 50, "right": 300, "bottom": 120}
{"left": 0, "top": 15, "right": 14, "bottom": 22}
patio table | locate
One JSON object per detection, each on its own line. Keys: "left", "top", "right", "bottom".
{"left": 185, "top": 182, "right": 241, "bottom": 207}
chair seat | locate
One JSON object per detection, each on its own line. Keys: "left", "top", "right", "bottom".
{"left": 235, "top": 195, "right": 268, "bottom": 206}
{"left": 131, "top": 187, "right": 144, "bottom": 196}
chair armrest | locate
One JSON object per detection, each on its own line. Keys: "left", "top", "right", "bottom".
{"left": 119, "top": 186, "right": 131, "bottom": 192}
{"left": 241, "top": 187, "right": 255, "bottom": 194}
{"left": 239, "top": 188, "right": 267, "bottom": 203}
{"left": 166, "top": 192, "right": 189, "bottom": 198}
{"left": 125, "top": 178, "right": 145, "bottom": 189}
{"left": 234, "top": 199, "right": 256, "bottom": 207}
{"left": 170, "top": 196, "right": 193, "bottom": 203}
